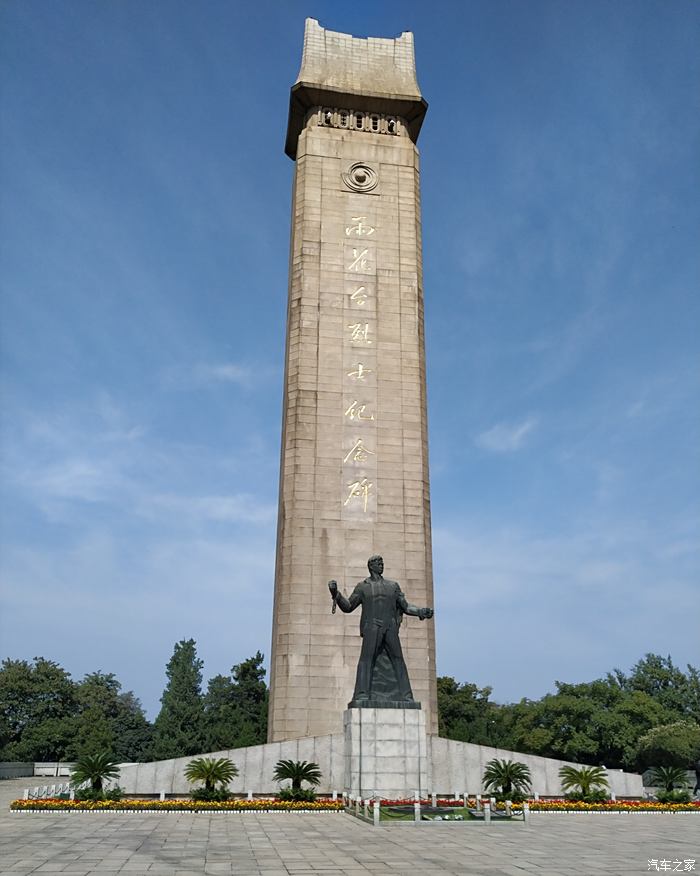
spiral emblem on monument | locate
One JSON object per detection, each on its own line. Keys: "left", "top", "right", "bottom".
{"left": 342, "top": 162, "right": 378, "bottom": 193}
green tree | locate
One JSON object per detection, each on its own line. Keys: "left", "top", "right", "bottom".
{"left": 635, "top": 721, "right": 700, "bottom": 769}
{"left": 482, "top": 758, "right": 532, "bottom": 799}
{"left": 203, "top": 652, "right": 268, "bottom": 751}
{"left": 230, "top": 651, "right": 267, "bottom": 741}
{"left": 202, "top": 674, "right": 235, "bottom": 750}
{"left": 67, "top": 672, "right": 119, "bottom": 758}
{"left": 9, "top": 716, "right": 78, "bottom": 762}
{"left": 152, "top": 639, "right": 204, "bottom": 759}
{"left": 437, "top": 677, "right": 499, "bottom": 745}
{"left": 0, "top": 657, "right": 77, "bottom": 760}
{"left": 686, "top": 665, "right": 700, "bottom": 723}
{"left": 66, "top": 672, "right": 152, "bottom": 761}
{"left": 0, "top": 658, "right": 152, "bottom": 762}
{"left": 493, "top": 677, "right": 670, "bottom": 769}
{"left": 436, "top": 655, "right": 699, "bottom": 772}
{"left": 70, "top": 752, "right": 120, "bottom": 792}
{"left": 595, "top": 689, "right": 669, "bottom": 768}
{"left": 184, "top": 756, "right": 238, "bottom": 792}
{"left": 613, "top": 654, "right": 700, "bottom": 722}
{"left": 496, "top": 689, "right": 602, "bottom": 764}
{"left": 110, "top": 691, "right": 153, "bottom": 762}
{"left": 272, "top": 759, "right": 321, "bottom": 792}
{"left": 558, "top": 765, "right": 609, "bottom": 798}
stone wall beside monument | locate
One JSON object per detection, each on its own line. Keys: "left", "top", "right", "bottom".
{"left": 117, "top": 738, "right": 644, "bottom": 799}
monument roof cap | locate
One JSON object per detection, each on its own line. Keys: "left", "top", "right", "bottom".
{"left": 285, "top": 18, "right": 428, "bottom": 159}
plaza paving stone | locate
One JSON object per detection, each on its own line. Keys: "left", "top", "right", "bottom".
{"left": 1, "top": 779, "right": 697, "bottom": 875}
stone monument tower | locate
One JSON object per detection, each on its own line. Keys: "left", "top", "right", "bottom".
{"left": 268, "top": 19, "right": 437, "bottom": 742}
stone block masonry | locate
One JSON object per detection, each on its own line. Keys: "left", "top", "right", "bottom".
{"left": 344, "top": 707, "right": 430, "bottom": 799}
{"left": 269, "top": 18, "right": 436, "bottom": 742}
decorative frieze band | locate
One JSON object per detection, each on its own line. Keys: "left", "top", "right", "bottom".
{"left": 308, "top": 107, "right": 404, "bottom": 136}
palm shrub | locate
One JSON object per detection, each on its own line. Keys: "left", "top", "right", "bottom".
{"left": 71, "top": 751, "right": 119, "bottom": 791}
{"left": 650, "top": 765, "right": 689, "bottom": 792}
{"left": 482, "top": 758, "right": 532, "bottom": 802}
{"left": 272, "top": 759, "right": 322, "bottom": 801}
{"left": 70, "top": 752, "right": 121, "bottom": 798}
{"left": 558, "top": 765, "right": 609, "bottom": 802}
{"left": 184, "top": 756, "right": 238, "bottom": 802}
{"left": 650, "top": 766, "right": 691, "bottom": 804}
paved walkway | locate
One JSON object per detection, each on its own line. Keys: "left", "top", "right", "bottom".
{"left": 1, "top": 779, "right": 697, "bottom": 876}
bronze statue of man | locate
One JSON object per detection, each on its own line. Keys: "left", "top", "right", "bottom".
{"left": 328, "top": 555, "right": 433, "bottom": 707}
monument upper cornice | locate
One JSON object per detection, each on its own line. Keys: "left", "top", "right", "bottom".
{"left": 285, "top": 18, "right": 428, "bottom": 159}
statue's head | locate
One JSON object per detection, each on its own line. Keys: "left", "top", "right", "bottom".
{"left": 367, "top": 554, "right": 384, "bottom": 575}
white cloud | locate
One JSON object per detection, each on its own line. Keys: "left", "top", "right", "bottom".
{"left": 159, "top": 360, "right": 280, "bottom": 391}
{"left": 194, "top": 362, "right": 252, "bottom": 385}
{"left": 141, "top": 493, "right": 276, "bottom": 526}
{"left": 475, "top": 416, "right": 538, "bottom": 452}
{"left": 25, "top": 457, "right": 127, "bottom": 504}
{"left": 1, "top": 395, "right": 278, "bottom": 532}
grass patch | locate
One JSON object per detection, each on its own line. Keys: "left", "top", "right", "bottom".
{"left": 380, "top": 805, "right": 479, "bottom": 822}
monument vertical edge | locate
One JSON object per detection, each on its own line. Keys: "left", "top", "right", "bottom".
{"left": 268, "top": 18, "right": 437, "bottom": 742}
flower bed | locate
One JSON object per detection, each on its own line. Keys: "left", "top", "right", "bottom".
{"left": 10, "top": 797, "right": 345, "bottom": 813}
{"left": 12, "top": 796, "right": 699, "bottom": 814}
{"left": 527, "top": 799, "right": 700, "bottom": 813}
{"left": 370, "top": 798, "right": 700, "bottom": 814}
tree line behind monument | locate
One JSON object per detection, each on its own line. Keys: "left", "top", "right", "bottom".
{"left": 1, "top": 644, "right": 698, "bottom": 772}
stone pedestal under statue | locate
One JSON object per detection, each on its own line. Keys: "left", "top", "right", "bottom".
{"left": 344, "top": 707, "right": 430, "bottom": 799}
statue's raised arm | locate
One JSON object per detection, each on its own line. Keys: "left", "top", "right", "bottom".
{"left": 328, "top": 579, "right": 361, "bottom": 614}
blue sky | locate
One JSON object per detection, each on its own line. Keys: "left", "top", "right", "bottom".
{"left": 1, "top": 0, "right": 698, "bottom": 719}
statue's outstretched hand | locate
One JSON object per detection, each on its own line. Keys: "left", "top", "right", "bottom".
{"left": 419, "top": 607, "right": 433, "bottom": 620}
{"left": 328, "top": 580, "right": 338, "bottom": 596}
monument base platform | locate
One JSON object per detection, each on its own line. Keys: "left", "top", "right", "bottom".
{"left": 343, "top": 707, "right": 430, "bottom": 799}
{"left": 115, "top": 733, "right": 644, "bottom": 799}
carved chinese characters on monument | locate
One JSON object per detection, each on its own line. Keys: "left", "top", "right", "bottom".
{"left": 343, "top": 438, "right": 375, "bottom": 463}
{"left": 347, "top": 363, "right": 372, "bottom": 380}
{"left": 346, "top": 216, "right": 375, "bottom": 237}
{"left": 349, "top": 286, "right": 369, "bottom": 305}
{"left": 348, "top": 323, "right": 371, "bottom": 343}
{"left": 347, "top": 247, "right": 373, "bottom": 273}
{"left": 344, "top": 400, "right": 374, "bottom": 421}
{"left": 342, "top": 192, "right": 378, "bottom": 519}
